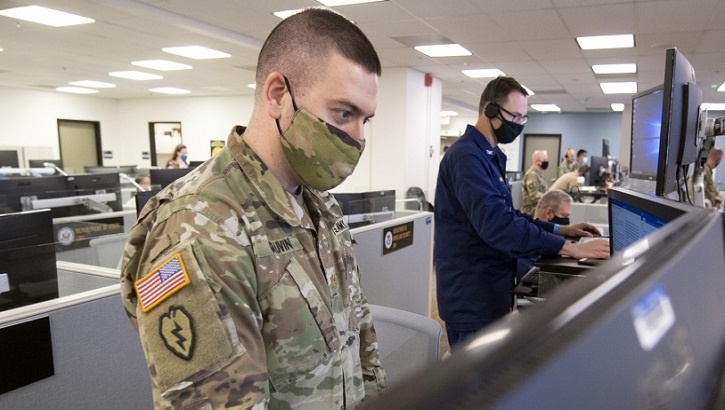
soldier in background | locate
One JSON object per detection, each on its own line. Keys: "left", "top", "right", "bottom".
{"left": 520, "top": 150, "right": 549, "bottom": 214}
{"left": 557, "top": 147, "right": 576, "bottom": 178}
{"left": 688, "top": 147, "right": 723, "bottom": 209}
{"left": 120, "top": 8, "right": 385, "bottom": 409}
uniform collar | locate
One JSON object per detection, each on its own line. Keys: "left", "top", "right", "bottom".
{"left": 226, "top": 126, "right": 342, "bottom": 229}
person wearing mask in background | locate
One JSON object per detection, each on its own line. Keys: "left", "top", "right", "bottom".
{"left": 120, "top": 8, "right": 385, "bottom": 409}
{"left": 550, "top": 165, "right": 589, "bottom": 193}
{"left": 516, "top": 189, "right": 574, "bottom": 279}
{"left": 165, "top": 144, "right": 188, "bottom": 169}
{"left": 122, "top": 174, "right": 152, "bottom": 209}
{"left": 688, "top": 147, "right": 723, "bottom": 209}
{"left": 434, "top": 76, "right": 610, "bottom": 349}
{"left": 520, "top": 150, "right": 549, "bottom": 214}
{"left": 576, "top": 149, "right": 588, "bottom": 170}
{"left": 557, "top": 148, "right": 576, "bottom": 178}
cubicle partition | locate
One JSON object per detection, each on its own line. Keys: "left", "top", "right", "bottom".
{"left": 0, "top": 263, "right": 152, "bottom": 410}
{"left": 352, "top": 211, "right": 434, "bottom": 316}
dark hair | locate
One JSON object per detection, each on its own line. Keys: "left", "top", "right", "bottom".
{"left": 172, "top": 144, "right": 187, "bottom": 159}
{"left": 256, "top": 8, "right": 381, "bottom": 96}
{"left": 478, "top": 76, "right": 528, "bottom": 115}
{"left": 577, "top": 149, "right": 588, "bottom": 158}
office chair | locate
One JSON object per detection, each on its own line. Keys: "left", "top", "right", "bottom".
{"left": 369, "top": 304, "right": 442, "bottom": 386}
{"left": 405, "top": 187, "right": 434, "bottom": 212}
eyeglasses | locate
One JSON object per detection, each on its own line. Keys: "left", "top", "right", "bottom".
{"left": 498, "top": 105, "right": 528, "bottom": 124}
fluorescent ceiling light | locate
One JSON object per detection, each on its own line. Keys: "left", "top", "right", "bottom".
{"left": 273, "top": 9, "right": 304, "bottom": 19}
{"left": 600, "top": 81, "right": 637, "bottom": 94}
{"left": 577, "top": 34, "right": 634, "bottom": 50}
{"left": 611, "top": 103, "right": 625, "bottom": 112}
{"left": 162, "top": 46, "right": 230, "bottom": 60}
{"left": 522, "top": 85, "right": 535, "bottom": 96}
{"left": 316, "top": 0, "right": 386, "bottom": 6}
{"left": 69, "top": 80, "right": 116, "bottom": 88}
{"left": 701, "top": 103, "right": 725, "bottom": 111}
{"left": 150, "top": 87, "right": 191, "bottom": 95}
{"left": 717, "top": 82, "right": 725, "bottom": 92}
{"left": 592, "top": 64, "right": 637, "bottom": 74}
{"left": 530, "top": 104, "right": 561, "bottom": 112}
{"left": 247, "top": 83, "right": 256, "bottom": 89}
{"left": 0, "top": 5, "right": 94, "bottom": 27}
{"left": 56, "top": 86, "right": 98, "bottom": 94}
{"left": 132, "top": 60, "right": 192, "bottom": 71}
{"left": 461, "top": 68, "right": 504, "bottom": 78}
{"left": 109, "top": 71, "right": 163, "bottom": 81}
{"left": 440, "top": 111, "right": 458, "bottom": 116}
{"left": 415, "top": 44, "right": 471, "bottom": 58}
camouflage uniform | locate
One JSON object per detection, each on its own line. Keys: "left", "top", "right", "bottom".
{"left": 520, "top": 165, "right": 547, "bottom": 214}
{"left": 120, "top": 126, "right": 386, "bottom": 409}
{"left": 688, "top": 163, "right": 722, "bottom": 207}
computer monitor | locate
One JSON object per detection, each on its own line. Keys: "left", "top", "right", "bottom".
{"left": 607, "top": 187, "right": 694, "bottom": 255}
{"left": 363, "top": 190, "right": 396, "bottom": 213}
{"left": 0, "top": 175, "right": 68, "bottom": 215}
{"left": 28, "top": 159, "right": 64, "bottom": 174}
{"left": 134, "top": 189, "right": 160, "bottom": 217}
{"left": 366, "top": 208, "right": 725, "bottom": 409}
{"left": 333, "top": 193, "right": 365, "bottom": 215}
{"left": 149, "top": 168, "right": 194, "bottom": 189}
{"left": 630, "top": 85, "right": 664, "bottom": 183}
{"left": 601, "top": 138, "right": 610, "bottom": 158}
{"left": 656, "top": 48, "right": 701, "bottom": 197}
{"left": 188, "top": 161, "right": 204, "bottom": 168}
{"left": 587, "top": 155, "right": 609, "bottom": 187}
{"left": 0, "top": 150, "right": 20, "bottom": 168}
{"left": 0, "top": 209, "right": 59, "bottom": 312}
{"left": 64, "top": 173, "right": 123, "bottom": 215}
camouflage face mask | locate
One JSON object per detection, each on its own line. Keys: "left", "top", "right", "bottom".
{"left": 276, "top": 77, "right": 366, "bottom": 191}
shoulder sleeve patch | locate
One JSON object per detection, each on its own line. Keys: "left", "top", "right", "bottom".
{"left": 135, "top": 253, "right": 191, "bottom": 313}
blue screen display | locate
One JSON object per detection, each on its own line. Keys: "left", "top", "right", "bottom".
{"left": 610, "top": 198, "right": 668, "bottom": 253}
{"left": 630, "top": 88, "right": 663, "bottom": 179}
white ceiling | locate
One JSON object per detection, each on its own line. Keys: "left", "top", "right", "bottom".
{"left": 2, "top": 0, "right": 725, "bottom": 114}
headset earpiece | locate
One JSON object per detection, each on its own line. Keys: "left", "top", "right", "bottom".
{"left": 484, "top": 76, "right": 503, "bottom": 119}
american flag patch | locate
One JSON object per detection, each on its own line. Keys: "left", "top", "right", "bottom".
{"left": 135, "top": 253, "right": 190, "bottom": 313}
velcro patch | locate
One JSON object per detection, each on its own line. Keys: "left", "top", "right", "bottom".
{"left": 135, "top": 253, "right": 191, "bottom": 313}
{"left": 159, "top": 305, "right": 196, "bottom": 360}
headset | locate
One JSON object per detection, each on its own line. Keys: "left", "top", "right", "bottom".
{"left": 484, "top": 76, "right": 503, "bottom": 119}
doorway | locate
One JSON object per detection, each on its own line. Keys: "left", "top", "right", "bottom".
{"left": 522, "top": 134, "right": 561, "bottom": 186}
{"left": 57, "top": 120, "right": 102, "bottom": 174}
{"left": 148, "top": 122, "right": 182, "bottom": 167}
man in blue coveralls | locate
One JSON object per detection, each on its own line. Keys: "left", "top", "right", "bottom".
{"left": 434, "top": 76, "right": 610, "bottom": 349}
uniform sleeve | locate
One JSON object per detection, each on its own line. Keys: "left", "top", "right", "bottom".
{"left": 356, "top": 270, "right": 387, "bottom": 397}
{"left": 451, "top": 154, "right": 564, "bottom": 258}
{"left": 121, "top": 209, "right": 270, "bottom": 409}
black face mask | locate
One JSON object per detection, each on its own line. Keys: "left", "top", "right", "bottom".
{"left": 550, "top": 216, "right": 570, "bottom": 225}
{"left": 492, "top": 115, "right": 524, "bottom": 144}
{"left": 540, "top": 161, "right": 549, "bottom": 170}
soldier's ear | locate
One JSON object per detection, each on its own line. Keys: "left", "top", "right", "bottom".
{"left": 263, "top": 72, "right": 288, "bottom": 120}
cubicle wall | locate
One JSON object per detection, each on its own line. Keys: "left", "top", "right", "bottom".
{"left": 0, "top": 265, "right": 152, "bottom": 410}
{"left": 352, "top": 212, "right": 434, "bottom": 316}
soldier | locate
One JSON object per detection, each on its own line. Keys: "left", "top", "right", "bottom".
{"left": 120, "top": 8, "right": 386, "bottom": 409}
{"left": 520, "top": 150, "right": 549, "bottom": 214}
{"left": 557, "top": 148, "right": 576, "bottom": 178}
{"left": 688, "top": 147, "right": 723, "bottom": 209}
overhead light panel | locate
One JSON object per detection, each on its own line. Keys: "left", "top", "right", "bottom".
{"left": 522, "top": 85, "right": 535, "bottom": 96}
{"left": 415, "top": 44, "right": 471, "bottom": 58}
{"left": 530, "top": 104, "right": 561, "bottom": 112}
{"left": 273, "top": 9, "right": 304, "bottom": 19}
{"left": 440, "top": 111, "right": 458, "bottom": 116}
{"left": 109, "top": 71, "right": 163, "bottom": 81}
{"left": 611, "top": 103, "right": 625, "bottom": 112}
{"left": 0, "top": 5, "right": 94, "bottom": 27}
{"left": 132, "top": 60, "right": 192, "bottom": 71}
{"left": 247, "top": 83, "right": 256, "bottom": 89}
{"left": 701, "top": 103, "right": 725, "bottom": 111}
{"left": 56, "top": 86, "right": 98, "bottom": 94}
{"left": 592, "top": 64, "right": 637, "bottom": 74}
{"left": 150, "top": 87, "right": 191, "bottom": 95}
{"left": 461, "top": 69, "right": 504, "bottom": 78}
{"left": 600, "top": 81, "right": 637, "bottom": 94}
{"left": 69, "top": 80, "right": 116, "bottom": 88}
{"left": 577, "top": 34, "right": 634, "bottom": 50}
{"left": 162, "top": 46, "right": 231, "bottom": 60}
{"left": 316, "top": 0, "right": 387, "bottom": 6}
{"left": 717, "top": 82, "right": 725, "bottom": 92}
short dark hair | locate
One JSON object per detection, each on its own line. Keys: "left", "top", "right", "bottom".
{"left": 256, "top": 8, "right": 381, "bottom": 96}
{"left": 577, "top": 149, "right": 588, "bottom": 158}
{"left": 478, "top": 76, "right": 528, "bottom": 115}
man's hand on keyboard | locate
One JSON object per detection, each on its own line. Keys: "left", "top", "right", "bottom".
{"left": 559, "top": 238, "right": 610, "bottom": 259}
{"left": 557, "top": 222, "right": 602, "bottom": 238}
